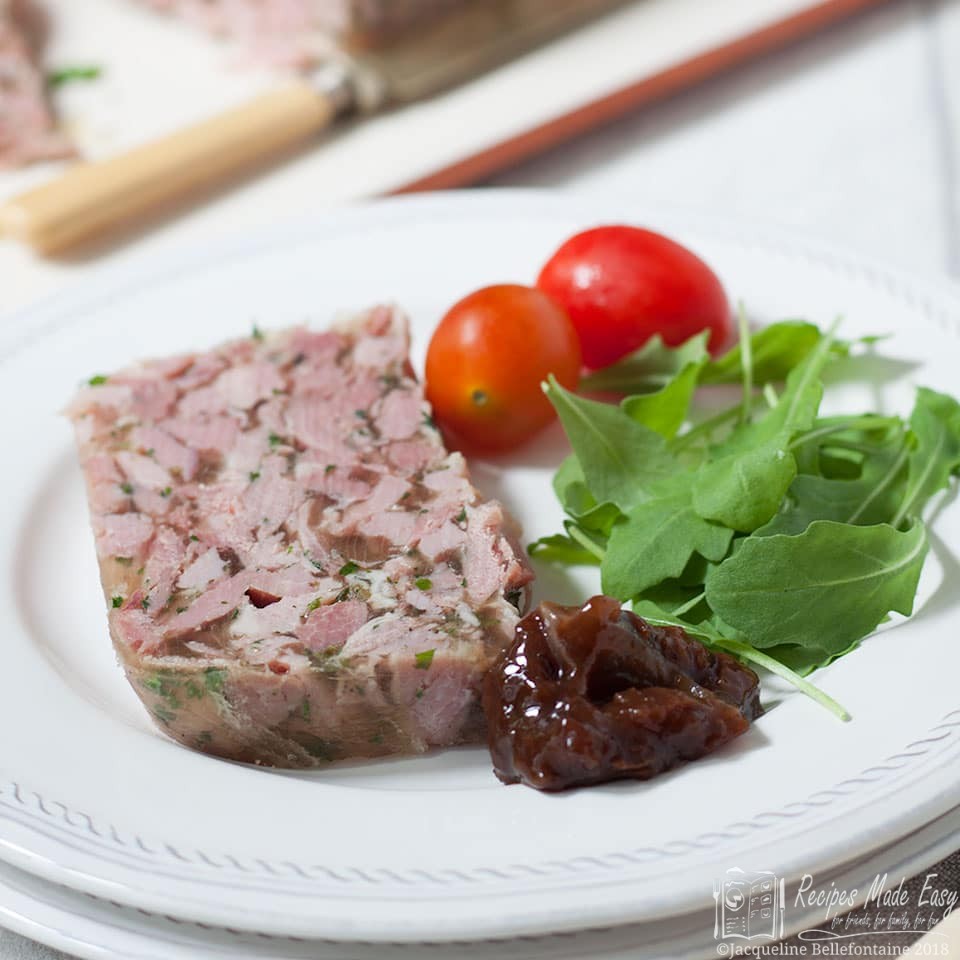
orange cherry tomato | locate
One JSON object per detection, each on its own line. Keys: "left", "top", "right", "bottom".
{"left": 425, "top": 284, "right": 581, "bottom": 454}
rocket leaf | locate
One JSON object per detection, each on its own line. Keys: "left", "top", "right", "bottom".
{"left": 692, "top": 435, "right": 797, "bottom": 531}
{"left": 544, "top": 376, "right": 675, "bottom": 512}
{"left": 893, "top": 387, "right": 960, "bottom": 526}
{"left": 581, "top": 331, "right": 709, "bottom": 393}
{"left": 704, "top": 519, "right": 928, "bottom": 652}
{"left": 621, "top": 358, "right": 705, "bottom": 440}
{"left": 602, "top": 477, "right": 733, "bottom": 598}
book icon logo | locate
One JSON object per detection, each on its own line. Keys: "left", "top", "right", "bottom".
{"left": 714, "top": 868, "right": 785, "bottom": 941}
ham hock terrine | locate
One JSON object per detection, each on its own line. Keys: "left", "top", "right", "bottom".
{"left": 69, "top": 306, "right": 533, "bottom": 767}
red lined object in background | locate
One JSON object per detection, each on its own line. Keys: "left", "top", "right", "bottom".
{"left": 395, "top": 0, "right": 892, "bottom": 192}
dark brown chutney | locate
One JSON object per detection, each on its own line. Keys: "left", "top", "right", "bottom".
{"left": 483, "top": 595, "right": 762, "bottom": 791}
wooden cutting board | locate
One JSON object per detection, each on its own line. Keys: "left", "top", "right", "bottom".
{"left": 0, "top": 0, "right": 888, "bottom": 312}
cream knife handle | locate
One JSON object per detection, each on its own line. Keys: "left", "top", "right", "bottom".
{"left": 1, "top": 80, "right": 347, "bottom": 254}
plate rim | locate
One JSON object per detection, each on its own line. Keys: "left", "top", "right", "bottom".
{"left": 3, "top": 805, "right": 960, "bottom": 960}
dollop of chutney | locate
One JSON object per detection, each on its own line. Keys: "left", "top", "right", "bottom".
{"left": 483, "top": 595, "right": 762, "bottom": 791}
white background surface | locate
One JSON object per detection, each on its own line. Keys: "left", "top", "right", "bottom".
{"left": 2, "top": 0, "right": 959, "bottom": 957}
{"left": 489, "top": 0, "right": 960, "bottom": 281}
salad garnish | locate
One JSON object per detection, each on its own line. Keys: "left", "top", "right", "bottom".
{"left": 535, "top": 318, "right": 960, "bottom": 719}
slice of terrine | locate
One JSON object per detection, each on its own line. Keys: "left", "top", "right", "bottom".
{"left": 136, "top": 0, "right": 464, "bottom": 67}
{"left": 69, "top": 306, "right": 533, "bottom": 767}
{"left": 0, "top": 0, "right": 73, "bottom": 168}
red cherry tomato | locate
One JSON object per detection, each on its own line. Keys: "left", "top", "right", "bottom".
{"left": 425, "top": 285, "right": 581, "bottom": 454}
{"left": 537, "top": 225, "right": 732, "bottom": 369}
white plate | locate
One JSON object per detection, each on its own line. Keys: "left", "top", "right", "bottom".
{"left": 1, "top": 192, "right": 959, "bottom": 943}
{"left": 3, "top": 805, "right": 960, "bottom": 960}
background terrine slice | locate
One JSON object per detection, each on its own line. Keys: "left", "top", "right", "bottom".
{"left": 69, "top": 306, "right": 533, "bottom": 768}
{"left": 0, "top": 0, "right": 73, "bottom": 167}
{"left": 135, "top": 0, "right": 465, "bottom": 67}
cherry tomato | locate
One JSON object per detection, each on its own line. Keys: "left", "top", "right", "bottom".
{"left": 537, "top": 225, "right": 732, "bottom": 369}
{"left": 425, "top": 284, "right": 581, "bottom": 454}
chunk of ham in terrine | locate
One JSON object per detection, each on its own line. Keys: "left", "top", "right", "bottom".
{"left": 69, "top": 306, "right": 533, "bottom": 767}
{"left": 0, "top": 0, "right": 73, "bottom": 167}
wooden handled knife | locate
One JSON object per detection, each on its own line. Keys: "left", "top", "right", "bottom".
{"left": 0, "top": 0, "right": 628, "bottom": 254}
